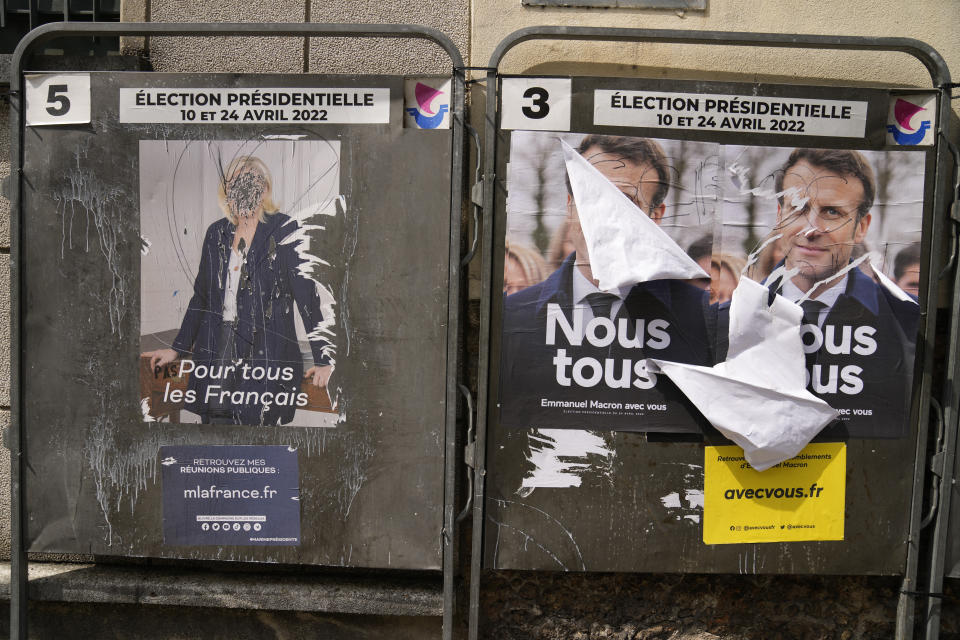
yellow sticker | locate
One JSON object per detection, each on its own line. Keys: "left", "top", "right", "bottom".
{"left": 703, "top": 443, "right": 845, "bottom": 544}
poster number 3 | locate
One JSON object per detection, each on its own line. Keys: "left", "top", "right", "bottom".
{"left": 501, "top": 78, "right": 571, "bottom": 131}
{"left": 25, "top": 73, "right": 91, "bottom": 126}
{"left": 522, "top": 87, "right": 550, "bottom": 119}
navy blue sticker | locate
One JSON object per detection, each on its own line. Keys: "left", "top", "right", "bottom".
{"left": 161, "top": 445, "right": 300, "bottom": 546}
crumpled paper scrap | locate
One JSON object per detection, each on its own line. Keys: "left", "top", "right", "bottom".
{"left": 562, "top": 140, "right": 707, "bottom": 291}
{"left": 651, "top": 277, "right": 838, "bottom": 471}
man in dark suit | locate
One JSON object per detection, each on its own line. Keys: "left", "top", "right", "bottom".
{"left": 498, "top": 135, "right": 712, "bottom": 433}
{"left": 746, "top": 148, "right": 919, "bottom": 438}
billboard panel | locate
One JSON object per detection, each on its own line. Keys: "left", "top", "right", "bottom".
{"left": 486, "top": 76, "right": 937, "bottom": 573}
{"left": 21, "top": 72, "right": 454, "bottom": 568}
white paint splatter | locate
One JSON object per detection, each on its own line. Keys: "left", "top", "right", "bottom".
{"left": 684, "top": 514, "right": 701, "bottom": 523}
{"left": 55, "top": 148, "right": 130, "bottom": 336}
{"left": 520, "top": 429, "right": 614, "bottom": 494}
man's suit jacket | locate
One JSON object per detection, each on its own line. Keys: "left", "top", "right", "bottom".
{"left": 498, "top": 254, "right": 712, "bottom": 432}
{"left": 715, "top": 266, "right": 919, "bottom": 439}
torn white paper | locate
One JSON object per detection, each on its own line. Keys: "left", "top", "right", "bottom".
{"left": 520, "top": 429, "right": 614, "bottom": 494}
{"left": 651, "top": 277, "right": 837, "bottom": 471}
{"left": 561, "top": 140, "right": 708, "bottom": 291}
{"left": 660, "top": 492, "right": 682, "bottom": 509}
{"left": 684, "top": 489, "right": 704, "bottom": 508}
{"left": 278, "top": 195, "right": 342, "bottom": 366}
{"left": 875, "top": 268, "right": 919, "bottom": 305}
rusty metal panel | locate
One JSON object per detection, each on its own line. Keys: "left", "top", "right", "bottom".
{"left": 20, "top": 72, "right": 453, "bottom": 568}
{"left": 483, "top": 75, "right": 939, "bottom": 574}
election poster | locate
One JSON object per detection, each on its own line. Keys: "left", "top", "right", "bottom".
{"left": 19, "top": 71, "right": 456, "bottom": 568}
{"left": 703, "top": 443, "right": 846, "bottom": 544}
{"left": 498, "top": 131, "right": 719, "bottom": 433}
{"left": 487, "top": 78, "right": 935, "bottom": 574}
{"left": 161, "top": 445, "right": 300, "bottom": 546}
{"left": 140, "top": 139, "right": 342, "bottom": 427}
{"left": 498, "top": 131, "right": 925, "bottom": 439}
{"left": 717, "top": 144, "right": 925, "bottom": 439}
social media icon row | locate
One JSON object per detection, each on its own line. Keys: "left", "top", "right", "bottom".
{"left": 200, "top": 522, "right": 262, "bottom": 532}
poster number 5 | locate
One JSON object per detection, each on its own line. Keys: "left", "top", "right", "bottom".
{"left": 45, "top": 85, "right": 71, "bottom": 116}
{"left": 501, "top": 78, "right": 571, "bottom": 131}
{"left": 25, "top": 73, "right": 91, "bottom": 126}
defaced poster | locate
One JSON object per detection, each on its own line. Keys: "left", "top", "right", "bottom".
{"left": 499, "top": 132, "right": 719, "bottom": 433}
{"left": 498, "top": 130, "right": 925, "bottom": 438}
{"left": 139, "top": 139, "right": 342, "bottom": 428}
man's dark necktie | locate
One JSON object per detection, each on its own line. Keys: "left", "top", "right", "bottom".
{"left": 584, "top": 292, "right": 619, "bottom": 319}
{"left": 800, "top": 299, "right": 826, "bottom": 327}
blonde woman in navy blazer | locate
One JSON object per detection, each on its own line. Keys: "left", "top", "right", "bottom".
{"left": 144, "top": 156, "right": 334, "bottom": 425}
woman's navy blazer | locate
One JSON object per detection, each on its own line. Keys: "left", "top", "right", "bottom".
{"left": 172, "top": 212, "right": 332, "bottom": 425}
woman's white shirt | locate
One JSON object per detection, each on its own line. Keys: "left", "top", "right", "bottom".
{"left": 222, "top": 248, "right": 244, "bottom": 321}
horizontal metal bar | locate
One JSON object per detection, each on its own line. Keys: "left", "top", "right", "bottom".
{"left": 58, "top": 11, "right": 120, "bottom": 18}
{"left": 488, "top": 26, "right": 951, "bottom": 87}
{"left": 3, "top": 9, "right": 120, "bottom": 16}
{"left": 12, "top": 22, "right": 463, "bottom": 89}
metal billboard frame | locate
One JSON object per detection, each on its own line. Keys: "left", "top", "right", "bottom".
{"left": 469, "top": 26, "right": 953, "bottom": 640}
{"left": 923, "top": 103, "right": 960, "bottom": 640}
{"left": 8, "top": 22, "right": 467, "bottom": 640}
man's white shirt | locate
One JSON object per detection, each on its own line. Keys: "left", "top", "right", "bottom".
{"left": 781, "top": 274, "right": 848, "bottom": 328}
{"left": 572, "top": 265, "right": 633, "bottom": 323}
